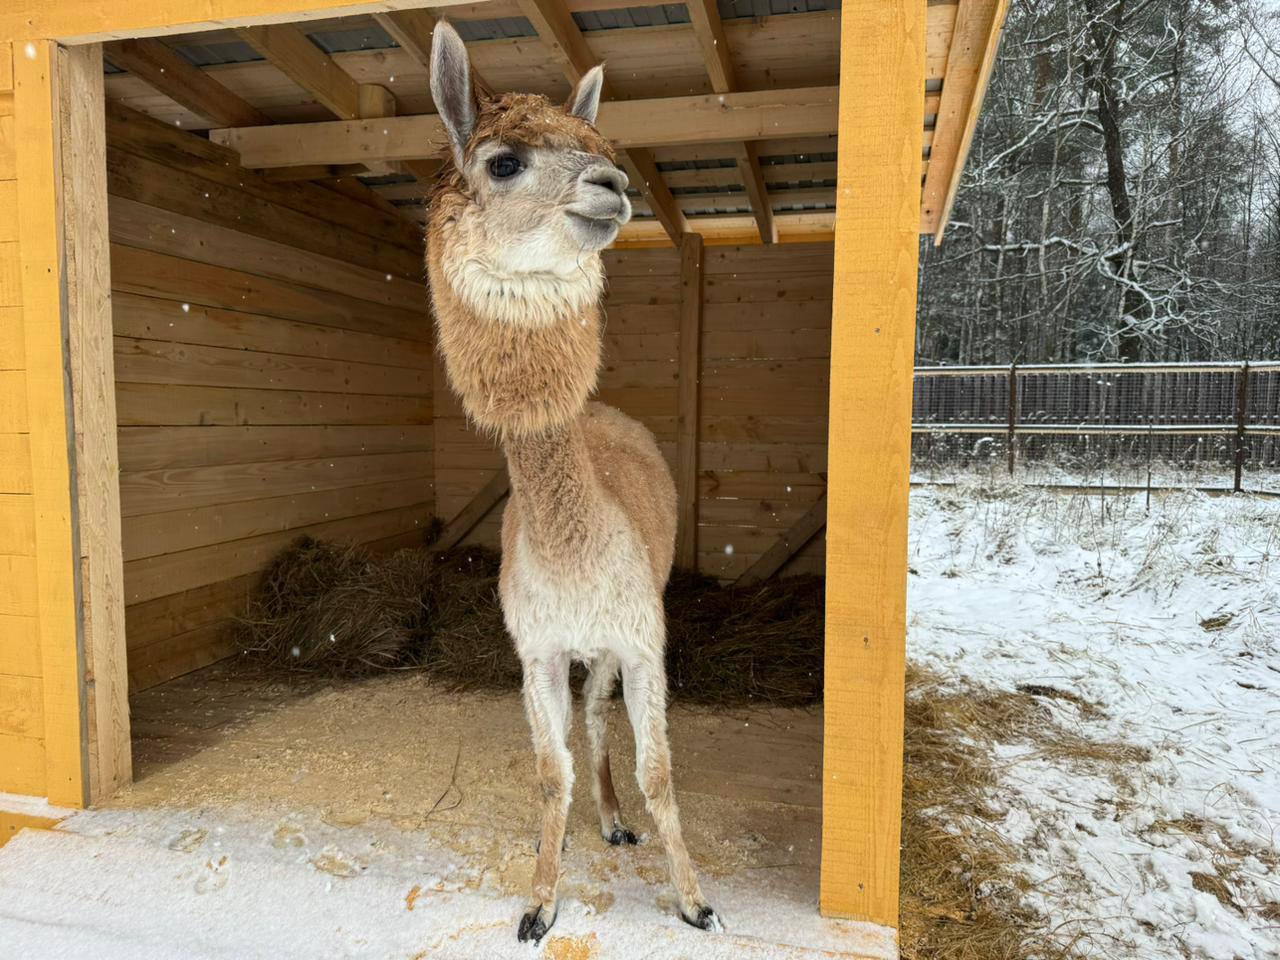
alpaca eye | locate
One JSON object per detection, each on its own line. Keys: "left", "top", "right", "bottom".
{"left": 488, "top": 155, "right": 523, "bottom": 179}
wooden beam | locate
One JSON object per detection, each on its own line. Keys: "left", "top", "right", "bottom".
{"left": 516, "top": 0, "right": 597, "bottom": 86}
{"left": 820, "top": 0, "right": 922, "bottom": 931}
{"left": 516, "top": 0, "right": 687, "bottom": 243}
{"left": 104, "top": 38, "right": 270, "bottom": 128}
{"left": 620, "top": 151, "right": 686, "bottom": 249}
{"left": 260, "top": 162, "right": 366, "bottom": 181}
{"left": 730, "top": 142, "right": 778, "bottom": 244}
{"left": 433, "top": 468, "right": 510, "bottom": 553}
{"left": 614, "top": 210, "right": 835, "bottom": 248}
{"left": 920, "top": 0, "right": 1009, "bottom": 240}
{"left": 674, "top": 233, "right": 703, "bottom": 568}
{"left": 685, "top": 0, "right": 775, "bottom": 244}
{"left": 735, "top": 493, "right": 826, "bottom": 587}
{"left": 371, "top": 8, "right": 438, "bottom": 73}
{"left": 236, "top": 23, "right": 363, "bottom": 119}
{"left": 685, "top": 0, "right": 736, "bottom": 94}
{"left": 14, "top": 40, "right": 90, "bottom": 807}
{"left": 236, "top": 22, "right": 424, "bottom": 195}
{"left": 210, "top": 86, "right": 840, "bottom": 168}
{"left": 59, "top": 44, "right": 131, "bottom": 802}
{"left": 0, "top": 1, "right": 481, "bottom": 46}
{"left": 374, "top": 8, "right": 494, "bottom": 97}
{"left": 323, "top": 175, "right": 403, "bottom": 216}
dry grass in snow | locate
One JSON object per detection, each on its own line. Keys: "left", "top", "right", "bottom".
{"left": 903, "top": 480, "right": 1280, "bottom": 959}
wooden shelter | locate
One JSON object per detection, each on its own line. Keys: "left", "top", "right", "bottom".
{"left": 0, "top": 0, "right": 1007, "bottom": 947}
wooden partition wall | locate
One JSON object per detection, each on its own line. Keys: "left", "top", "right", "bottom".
{"left": 105, "top": 102, "right": 435, "bottom": 692}
{"left": 435, "top": 242, "right": 834, "bottom": 580}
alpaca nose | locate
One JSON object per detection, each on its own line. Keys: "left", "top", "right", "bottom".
{"left": 581, "top": 164, "right": 628, "bottom": 196}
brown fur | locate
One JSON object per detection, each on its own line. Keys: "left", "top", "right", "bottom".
{"left": 424, "top": 54, "right": 713, "bottom": 931}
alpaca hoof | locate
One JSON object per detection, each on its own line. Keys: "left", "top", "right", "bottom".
{"left": 518, "top": 904, "right": 555, "bottom": 943}
{"left": 606, "top": 827, "right": 639, "bottom": 846}
{"left": 681, "top": 905, "right": 723, "bottom": 932}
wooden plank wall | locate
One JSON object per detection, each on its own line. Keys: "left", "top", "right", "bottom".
{"left": 0, "top": 43, "right": 47, "bottom": 798}
{"left": 105, "top": 102, "right": 434, "bottom": 691}
{"left": 435, "top": 242, "right": 833, "bottom": 580}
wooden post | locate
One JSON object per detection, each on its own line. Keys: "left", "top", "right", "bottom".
{"left": 1234, "top": 361, "right": 1249, "bottom": 493}
{"left": 1007, "top": 362, "right": 1017, "bottom": 475}
{"left": 7, "top": 42, "right": 129, "bottom": 807}
{"left": 59, "top": 44, "right": 131, "bottom": 801}
{"left": 14, "top": 40, "right": 89, "bottom": 807}
{"left": 674, "top": 233, "right": 703, "bottom": 570}
{"left": 820, "top": 0, "right": 923, "bottom": 931}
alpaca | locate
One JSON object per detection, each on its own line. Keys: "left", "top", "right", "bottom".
{"left": 426, "top": 20, "right": 721, "bottom": 943}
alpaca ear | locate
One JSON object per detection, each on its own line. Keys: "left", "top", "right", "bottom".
{"left": 430, "top": 19, "right": 477, "bottom": 167}
{"left": 566, "top": 65, "right": 604, "bottom": 124}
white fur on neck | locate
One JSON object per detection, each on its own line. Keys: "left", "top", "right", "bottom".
{"left": 442, "top": 246, "right": 605, "bottom": 328}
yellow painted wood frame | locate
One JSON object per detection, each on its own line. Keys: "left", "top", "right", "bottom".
{"left": 821, "top": 0, "right": 923, "bottom": 929}
{"left": 2, "top": 6, "right": 917, "bottom": 947}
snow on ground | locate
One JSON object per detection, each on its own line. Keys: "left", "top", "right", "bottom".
{"left": 0, "top": 803, "right": 893, "bottom": 960}
{"left": 908, "top": 481, "right": 1280, "bottom": 959}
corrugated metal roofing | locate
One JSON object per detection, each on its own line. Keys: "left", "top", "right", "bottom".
{"left": 169, "top": 40, "right": 265, "bottom": 67}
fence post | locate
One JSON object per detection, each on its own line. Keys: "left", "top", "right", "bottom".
{"left": 1234, "top": 361, "right": 1250, "bottom": 493}
{"left": 1007, "top": 362, "right": 1017, "bottom": 476}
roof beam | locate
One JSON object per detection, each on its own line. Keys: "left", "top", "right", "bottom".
{"left": 105, "top": 38, "right": 271, "bottom": 128}
{"left": 371, "top": 8, "right": 438, "bottom": 73}
{"left": 236, "top": 22, "right": 437, "bottom": 185}
{"left": 919, "top": 0, "right": 1009, "bottom": 241}
{"left": 210, "top": 86, "right": 840, "bottom": 168}
{"left": 685, "top": 0, "right": 776, "bottom": 243}
{"left": 515, "top": 0, "right": 687, "bottom": 244}
{"left": 104, "top": 32, "right": 415, "bottom": 220}
{"left": 236, "top": 23, "right": 364, "bottom": 120}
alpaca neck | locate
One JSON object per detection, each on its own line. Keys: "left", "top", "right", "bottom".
{"left": 426, "top": 232, "right": 604, "bottom": 441}
{"left": 503, "top": 418, "right": 599, "bottom": 562}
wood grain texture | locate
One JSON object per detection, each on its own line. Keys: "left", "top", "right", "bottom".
{"left": 735, "top": 492, "right": 826, "bottom": 586}
{"left": 438, "top": 243, "right": 832, "bottom": 577}
{"left": 14, "top": 40, "right": 88, "bottom": 808}
{"left": 0, "top": 674, "right": 43, "bottom": 738}
{"left": 60, "top": 44, "right": 132, "bottom": 801}
{"left": 674, "top": 234, "right": 703, "bottom": 568}
{"left": 434, "top": 468, "right": 510, "bottom": 553}
{"left": 931, "top": 0, "right": 1009, "bottom": 241}
{"left": 919, "top": 0, "right": 1008, "bottom": 236}
{"left": 102, "top": 96, "right": 435, "bottom": 694}
{"left": 210, "top": 86, "right": 839, "bottom": 168}
{"left": 819, "top": 0, "right": 921, "bottom": 929}
{"left": 104, "top": 100, "right": 423, "bottom": 256}
{"left": 105, "top": 38, "right": 270, "bottom": 128}
{"left": 0, "top": 0, "right": 479, "bottom": 45}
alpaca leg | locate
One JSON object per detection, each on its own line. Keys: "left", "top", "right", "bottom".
{"left": 519, "top": 654, "right": 573, "bottom": 943}
{"left": 583, "top": 653, "right": 637, "bottom": 845}
{"left": 621, "top": 656, "right": 722, "bottom": 931}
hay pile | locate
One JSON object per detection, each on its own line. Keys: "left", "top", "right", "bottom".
{"left": 236, "top": 536, "right": 823, "bottom": 707}
{"left": 899, "top": 665, "right": 1148, "bottom": 960}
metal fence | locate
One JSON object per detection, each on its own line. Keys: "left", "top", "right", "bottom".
{"left": 911, "top": 362, "right": 1280, "bottom": 493}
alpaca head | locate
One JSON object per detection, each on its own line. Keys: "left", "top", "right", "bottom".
{"left": 427, "top": 21, "right": 629, "bottom": 322}
{"left": 426, "top": 20, "right": 624, "bottom": 438}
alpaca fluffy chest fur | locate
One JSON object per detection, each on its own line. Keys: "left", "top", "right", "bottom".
{"left": 498, "top": 494, "right": 666, "bottom": 665}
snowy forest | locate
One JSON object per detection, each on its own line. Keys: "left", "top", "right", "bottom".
{"left": 919, "top": 0, "right": 1280, "bottom": 365}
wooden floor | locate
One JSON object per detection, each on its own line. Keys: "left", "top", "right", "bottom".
{"left": 123, "top": 662, "right": 824, "bottom": 848}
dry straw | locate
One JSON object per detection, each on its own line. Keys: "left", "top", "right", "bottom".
{"left": 236, "top": 537, "right": 822, "bottom": 706}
